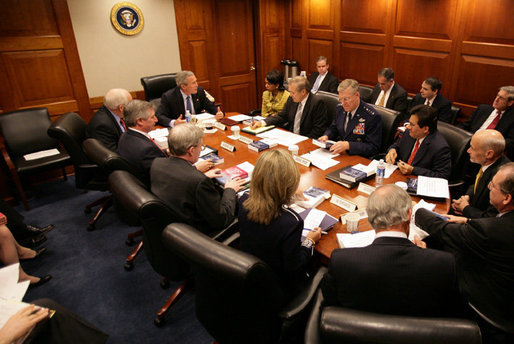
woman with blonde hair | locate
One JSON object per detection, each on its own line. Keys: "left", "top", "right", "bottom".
{"left": 238, "top": 149, "right": 321, "bottom": 293}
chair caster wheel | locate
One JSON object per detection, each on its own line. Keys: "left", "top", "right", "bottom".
{"left": 154, "top": 317, "right": 165, "bottom": 327}
{"left": 87, "top": 224, "right": 95, "bottom": 231}
{"left": 160, "top": 279, "right": 170, "bottom": 289}
{"left": 124, "top": 262, "right": 133, "bottom": 271}
{"left": 84, "top": 208, "right": 92, "bottom": 214}
{"left": 125, "top": 238, "right": 134, "bottom": 246}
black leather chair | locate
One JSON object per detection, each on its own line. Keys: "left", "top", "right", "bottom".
{"left": 108, "top": 170, "right": 191, "bottom": 327}
{"left": 140, "top": 73, "right": 177, "bottom": 108}
{"left": 82, "top": 138, "right": 144, "bottom": 268}
{"left": 0, "top": 107, "right": 71, "bottom": 210}
{"left": 47, "top": 112, "right": 111, "bottom": 231}
{"left": 305, "top": 291, "right": 482, "bottom": 344}
{"left": 316, "top": 90, "right": 340, "bottom": 124}
{"left": 358, "top": 85, "right": 373, "bottom": 102}
{"left": 370, "top": 104, "right": 402, "bottom": 153}
{"left": 449, "top": 105, "right": 462, "bottom": 125}
{"left": 437, "top": 122, "right": 472, "bottom": 192}
{"left": 162, "top": 222, "right": 327, "bottom": 343}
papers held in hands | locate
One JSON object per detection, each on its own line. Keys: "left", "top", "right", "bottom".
{"left": 300, "top": 208, "right": 338, "bottom": 240}
{"left": 312, "top": 139, "right": 335, "bottom": 150}
{"left": 336, "top": 230, "right": 376, "bottom": 248}
{"left": 296, "top": 186, "right": 331, "bottom": 208}
{"left": 406, "top": 176, "right": 450, "bottom": 199}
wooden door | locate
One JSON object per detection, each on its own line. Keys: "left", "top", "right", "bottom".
{"left": 174, "top": 0, "right": 258, "bottom": 114}
{"left": 0, "top": 0, "right": 90, "bottom": 120}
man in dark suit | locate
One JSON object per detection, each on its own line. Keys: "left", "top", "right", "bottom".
{"left": 452, "top": 129, "right": 510, "bottom": 218}
{"left": 415, "top": 163, "right": 514, "bottom": 343}
{"left": 250, "top": 76, "right": 328, "bottom": 138}
{"left": 322, "top": 184, "right": 464, "bottom": 317}
{"left": 318, "top": 79, "right": 382, "bottom": 157}
{"left": 364, "top": 67, "right": 408, "bottom": 116}
{"left": 386, "top": 104, "right": 451, "bottom": 179}
{"left": 308, "top": 56, "right": 339, "bottom": 94}
{"left": 409, "top": 77, "right": 453, "bottom": 123}
{"left": 156, "top": 70, "right": 223, "bottom": 127}
{"left": 117, "top": 100, "right": 167, "bottom": 186}
{"left": 459, "top": 86, "right": 514, "bottom": 160}
{"left": 86, "top": 88, "right": 131, "bottom": 151}
{"left": 150, "top": 124, "right": 246, "bottom": 235}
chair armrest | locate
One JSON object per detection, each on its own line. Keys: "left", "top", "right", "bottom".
{"left": 279, "top": 266, "right": 327, "bottom": 320}
{"left": 304, "top": 289, "right": 324, "bottom": 344}
{"left": 0, "top": 137, "right": 16, "bottom": 172}
{"left": 249, "top": 109, "right": 261, "bottom": 116}
{"left": 210, "top": 219, "right": 239, "bottom": 243}
{"left": 449, "top": 180, "right": 465, "bottom": 189}
{"left": 221, "top": 232, "right": 240, "bottom": 247}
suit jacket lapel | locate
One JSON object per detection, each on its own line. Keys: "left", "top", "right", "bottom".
{"left": 411, "top": 133, "right": 432, "bottom": 165}
{"left": 104, "top": 106, "right": 122, "bottom": 135}
{"left": 299, "top": 94, "right": 312, "bottom": 127}
{"left": 496, "top": 107, "right": 513, "bottom": 131}
{"left": 173, "top": 88, "right": 186, "bottom": 116}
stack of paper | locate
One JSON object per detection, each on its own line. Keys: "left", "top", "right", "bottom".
{"left": 336, "top": 230, "right": 376, "bottom": 248}
{"left": 301, "top": 148, "right": 339, "bottom": 170}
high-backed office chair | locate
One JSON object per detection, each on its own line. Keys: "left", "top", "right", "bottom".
{"left": 358, "top": 85, "right": 373, "bottom": 102}
{"left": 449, "top": 105, "right": 462, "bottom": 125}
{"left": 369, "top": 104, "right": 402, "bottom": 153}
{"left": 109, "top": 170, "right": 191, "bottom": 326}
{"left": 316, "top": 91, "right": 340, "bottom": 124}
{"left": 47, "top": 112, "right": 111, "bottom": 231}
{"left": 305, "top": 291, "right": 482, "bottom": 344}
{"left": 140, "top": 73, "right": 177, "bottom": 108}
{"left": 0, "top": 107, "right": 71, "bottom": 210}
{"left": 437, "top": 122, "right": 472, "bottom": 192}
{"left": 162, "top": 222, "right": 327, "bottom": 343}
{"left": 82, "top": 138, "right": 144, "bottom": 268}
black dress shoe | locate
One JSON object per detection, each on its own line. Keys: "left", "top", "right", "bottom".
{"left": 19, "top": 234, "right": 47, "bottom": 249}
{"left": 20, "top": 247, "right": 46, "bottom": 260}
{"left": 28, "top": 274, "right": 52, "bottom": 289}
{"left": 26, "top": 224, "right": 55, "bottom": 235}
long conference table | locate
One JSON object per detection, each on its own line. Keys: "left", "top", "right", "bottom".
{"left": 196, "top": 116, "right": 450, "bottom": 264}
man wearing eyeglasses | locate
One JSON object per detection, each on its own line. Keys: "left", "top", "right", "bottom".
{"left": 459, "top": 86, "right": 514, "bottom": 160}
{"left": 415, "top": 163, "right": 514, "bottom": 344}
{"left": 318, "top": 79, "right": 382, "bottom": 157}
{"left": 385, "top": 104, "right": 451, "bottom": 179}
{"left": 363, "top": 68, "right": 408, "bottom": 116}
{"left": 151, "top": 124, "right": 246, "bottom": 235}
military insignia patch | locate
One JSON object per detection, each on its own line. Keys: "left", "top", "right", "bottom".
{"left": 353, "top": 122, "right": 365, "bottom": 134}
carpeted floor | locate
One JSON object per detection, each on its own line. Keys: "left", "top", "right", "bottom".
{"left": 16, "top": 176, "right": 213, "bottom": 343}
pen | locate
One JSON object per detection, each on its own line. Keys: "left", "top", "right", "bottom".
{"left": 305, "top": 228, "right": 328, "bottom": 235}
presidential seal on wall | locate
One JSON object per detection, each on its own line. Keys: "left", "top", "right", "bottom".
{"left": 111, "top": 2, "right": 144, "bottom": 36}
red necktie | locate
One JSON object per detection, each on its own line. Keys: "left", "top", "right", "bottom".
{"left": 120, "top": 118, "right": 127, "bottom": 131}
{"left": 426, "top": 100, "right": 431, "bottom": 107}
{"left": 407, "top": 139, "right": 420, "bottom": 165}
{"left": 486, "top": 110, "right": 502, "bottom": 129}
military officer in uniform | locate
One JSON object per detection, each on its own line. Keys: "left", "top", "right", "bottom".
{"left": 319, "top": 79, "right": 382, "bottom": 157}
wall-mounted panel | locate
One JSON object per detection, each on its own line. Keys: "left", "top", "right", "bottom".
{"left": 291, "top": 0, "right": 302, "bottom": 27}
{"left": 340, "top": 42, "right": 384, "bottom": 85}
{"left": 454, "top": 55, "right": 514, "bottom": 106}
{"left": 185, "top": 0, "right": 207, "bottom": 30}
{"left": 0, "top": 0, "right": 58, "bottom": 36}
{"left": 292, "top": 37, "right": 306, "bottom": 70}
{"left": 188, "top": 41, "right": 209, "bottom": 81}
{"left": 462, "top": 0, "right": 514, "bottom": 45}
{"left": 396, "top": 0, "right": 457, "bottom": 40}
{"left": 393, "top": 48, "right": 451, "bottom": 95}
{"left": 263, "top": 35, "right": 283, "bottom": 74}
{"left": 308, "top": 0, "right": 332, "bottom": 29}
{"left": 219, "top": 82, "right": 255, "bottom": 113}
{"left": 341, "top": 0, "right": 388, "bottom": 34}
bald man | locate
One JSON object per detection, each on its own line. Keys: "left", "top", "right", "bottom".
{"left": 452, "top": 130, "right": 510, "bottom": 218}
{"left": 86, "top": 88, "right": 132, "bottom": 151}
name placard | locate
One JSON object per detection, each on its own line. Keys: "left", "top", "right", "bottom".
{"left": 330, "top": 194, "right": 357, "bottom": 212}
{"left": 220, "top": 141, "right": 235, "bottom": 152}
{"left": 293, "top": 154, "right": 311, "bottom": 167}
{"left": 214, "top": 122, "right": 226, "bottom": 131}
{"left": 357, "top": 182, "right": 376, "bottom": 195}
{"left": 238, "top": 136, "right": 253, "bottom": 145}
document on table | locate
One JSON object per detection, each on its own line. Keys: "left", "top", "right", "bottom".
{"left": 195, "top": 113, "right": 215, "bottom": 121}
{"left": 367, "top": 159, "right": 398, "bottom": 178}
{"left": 417, "top": 176, "right": 450, "bottom": 199}
{"left": 301, "top": 148, "right": 339, "bottom": 170}
{"left": 149, "top": 128, "right": 169, "bottom": 139}
{"left": 257, "top": 128, "right": 308, "bottom": 146}
{"left": 303, "top": 208, "right": 326, "bottom": 230}
{"left": 23, "top": 148, "right": 60, "bottom": 161}
{"left": 336, "top": 230, "right": 376, "bottom": 248}
{"left": 228, "top": 114, "right": 252, "bottom": 122}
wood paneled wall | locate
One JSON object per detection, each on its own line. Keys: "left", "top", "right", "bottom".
{"left": 287, "top": 0, "right": 514, "bottom": 117}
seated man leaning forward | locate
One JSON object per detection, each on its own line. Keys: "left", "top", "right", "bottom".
{"left": 322, "top": 184, "right": 464, "bottom": 317}
{"left": 156, "top": 70, "right": 224, "bottom": 127}
{"left": 250, "top": 76, "right": 328, "bottom": 139}
{"left": 150, "top": 124, "right": 246, "bottom": 235}
{"left": 318, "top": 78, "right": 382, "bottom": 157}
{"left": 386, "top": 104, "right": 451, "bottom": 179}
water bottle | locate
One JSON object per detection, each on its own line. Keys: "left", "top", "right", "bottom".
{"left": 185, "top": 110, "right": 192, "bottom": 123}
{"left": 376, "top": 159, "right": 385, "bottom": 187}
